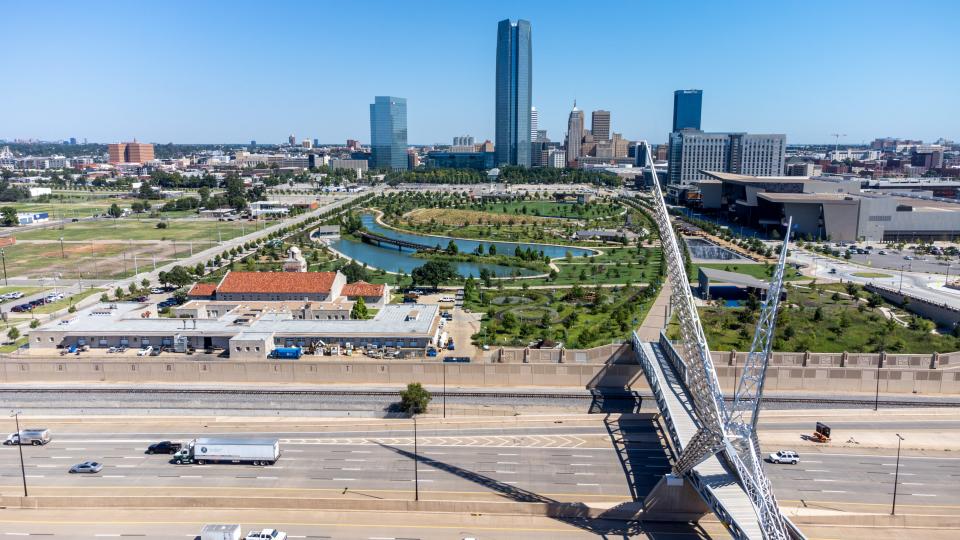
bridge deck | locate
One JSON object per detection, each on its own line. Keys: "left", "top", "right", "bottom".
{"left": 635, "top": 337, "right": 763, "bottom": 540}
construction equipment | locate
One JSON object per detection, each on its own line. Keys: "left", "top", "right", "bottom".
{"left": 811, "top": 422, "right": 831, "bottom": 443}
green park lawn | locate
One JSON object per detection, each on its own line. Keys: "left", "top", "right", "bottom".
{"left": 691, "top": 262, "right": 803, "bottom": 282}
{"left": 465, "top": 284, "right": 659, "bottom": 348}
{"left": 672, "top": 283, "right": 958, "bottom": 353}
{"left": 852, "top": 272, "right": 893, "bottom": 278}
{"left": 478, "top": 200, "right": 625, "bottom": 220}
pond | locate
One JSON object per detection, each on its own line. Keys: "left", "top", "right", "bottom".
{"left": 686, "top": 237, "right": 749, "bottom": 262}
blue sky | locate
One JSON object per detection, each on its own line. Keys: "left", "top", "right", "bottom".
{"left": 3, "top": 0, "right": 957, "bottom": 145}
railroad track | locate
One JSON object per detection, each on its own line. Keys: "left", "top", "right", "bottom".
{"left": 0, "top": 387, "right": 957, "bottom": 407}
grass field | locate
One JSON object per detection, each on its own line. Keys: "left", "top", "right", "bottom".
{"left": 852, "top": 272, "right": 893, "bottom": 278}
{"left": 16, "top": 218, "right": 252, "bottom": 242}
{"left": 30, "top": 288, "right": 103, "bottom": 315}
{"left": 478, "top": 200, "right": 624, "bottom": 220}
{"left": 691, "top": 262, "right": 803, "bottom": 281}
{"left": 0, "top": 240, "right": 204, "bottom": 280}
{"left": 405, "top": 207, "right": 561, "bottom": 227}
{"left": 8, "top": 197, "right": 132, "bottom": 219}
{"left": 672, "top": 283, "right": 958, "bottom": 353}
{"left": 516, "top": 247, "right": 663, "bottom": 286}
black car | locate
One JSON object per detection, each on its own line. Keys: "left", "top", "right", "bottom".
{"left": 145, "top": 441, "right": 182, "bottom": 454}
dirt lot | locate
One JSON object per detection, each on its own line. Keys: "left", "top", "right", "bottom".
{"left": 4, "top": 240, "right": 203, "bottom": 280}
{"left": 403, "top": 207, "right": 564, "bottom": 227}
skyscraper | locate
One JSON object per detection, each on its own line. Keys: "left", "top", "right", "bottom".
{"left": 369, "top": 96, "right": 408, "bottom": 171}
{"left": 672, "top": 90, "right": 702, "bottom": 132}
{"left": 565, "top": 102, "right": 584, "bottom": 167}
{"left": 667, "top": 129, "right": 785, "bottom": 185}
{"left": 530, "top": 106, "right": 539, "bottom": 143}
{"left": 495, "top": 19, "right": 533, "bottom": 167}
{"left": 591, "top": 110, "right": 610, "bottom": 140}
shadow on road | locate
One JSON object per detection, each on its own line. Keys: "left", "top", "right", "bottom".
{"left": 378, "top": 442, "right": 711, "bottom": 539}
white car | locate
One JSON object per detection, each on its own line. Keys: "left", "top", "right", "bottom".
{"left": 767, "top": 450, "right": 800, "bottom": 464}
{"left": 440, "top": 296, "right": 455, "bottom": 303}
{"left": 150, "top": 288, "right": 164, "bottom": 294}
{"left": 245, "top": 529, "right": 287, "bottom": 540}
{"left": 137, "top": 346, "right": 153, "bottom": 356}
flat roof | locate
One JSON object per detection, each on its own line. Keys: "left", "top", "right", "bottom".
{"left": 757, "top": 192, "right": 858, "bottom": 203}
{"left": 39, "top": 302, "right": 438, "bottom": 338}
{"left": 698, "top": 267, "right": 770, "bottom": 290}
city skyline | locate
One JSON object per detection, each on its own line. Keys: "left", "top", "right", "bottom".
{"left": 2, "top": 0, "right": 958, "bottom": 145}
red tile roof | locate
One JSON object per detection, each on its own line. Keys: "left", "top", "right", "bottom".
{"left": 216, "top": 271, "right": 337, "bottom": 294}
{"left": 342, "top": 281, "right": 385, "bottom": 298}
{"left": 187, "top": 283, "right": 217, "bottom": 297}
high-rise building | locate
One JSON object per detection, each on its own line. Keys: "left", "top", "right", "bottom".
{"left": 565, "top": 102, "right": 584, "bottom": 167}
{"left": 667, "top": 129, "right": 785, "bottom": 185}
{"left": 250, "top": 140, "right": 257, "bottom": 148}
{"left": 672, "top": 90, "right": 703, "bottom": 132}
{"left": 347, "top": 139, "right": 360, "bottom": 150}
{"left": 452, "top": 136, "right": 475, "bottom": 147}
{"left": 591, "top": 110, "right": 610, "bottom": 141}
{"left": 537, "top": 130, "right": 548, "bottom": 143}
{"left": 69, "top": 137, "right": 77, "bottom": 145}
{"left": 530, "top": 106, "right": 539, "bottom": 142}
{"left": 108, "top": 141, "right": 155, "bottom": 164}
{"left": 369, "top": 96, "right": 408, "bottom": 171}
{"left": 302, "top": 139, "right": 313, "bottom": 149}
{"left": 494, "top": 19, "right": 533, "bottom": 167}
{"left": 288, "top": 134, "right": 296, "bottom": 145}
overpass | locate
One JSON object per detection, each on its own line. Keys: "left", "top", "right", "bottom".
{"left": 630, "top": 142, "right": 805, "bottom": 540}
{"left": 358, "top": 230, "right": 438, "bottom": 252}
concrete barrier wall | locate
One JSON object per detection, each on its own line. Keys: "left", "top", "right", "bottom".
{"left": 2, "top": 356, "right": 958, "bottom": 394}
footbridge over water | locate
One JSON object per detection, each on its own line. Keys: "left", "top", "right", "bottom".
{"left": 357, "top": 230, "right": 439, "bottom": 252}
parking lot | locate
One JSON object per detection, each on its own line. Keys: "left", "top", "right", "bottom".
{"left": 811, "top": 243, "right": 958, "bottom": 275}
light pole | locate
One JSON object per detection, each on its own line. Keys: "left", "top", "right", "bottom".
{"left": 891, "top": 433, "right": 905, "bottom": 515}
{"left": 10, "top": 410, "right": 27, "bottom": 497}
{"left": 899, "top": 265, "right": 905, "bottom": 293}
{"left": 413, "top": 413, "right": 420, "bottom": 501}
{"left": 59, "top": 236, "right": 65, "bottom": 259}
{"left": 874, "top": 353, "right": 882, "bottom": 411}
{"left": 0, "top": 248, "right": 7, "bottom": 287}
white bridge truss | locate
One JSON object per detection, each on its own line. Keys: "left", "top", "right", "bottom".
{"left": 641, "top": 142, "right": 796, "bottom": 540}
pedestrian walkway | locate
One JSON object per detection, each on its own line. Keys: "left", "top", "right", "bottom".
{"left": 635, "top": 283, "right": 671, "bottom": 341}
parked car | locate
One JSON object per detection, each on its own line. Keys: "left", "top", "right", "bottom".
{"left": 767, "top": 450, "right": 800, "bottom": 464}
{"left": 69, "top": 461, "right": 103, "bottom": 474}
{"left": 146, "top": 441, "right": 182, "bottom": 454}
{"left": 150, "top": 288, "right": 164, "bottom": 294}
{"left": 137, "top": 346, "right": 153, "bottom": 356}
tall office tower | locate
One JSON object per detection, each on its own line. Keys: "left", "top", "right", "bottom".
{"left": 108, "top": 143, "right": 126, "bottom": 164}
{"left": 452, "top": 136, "right": 475, "bottom": 147}
{"left": 494, "top": 19, "right": 533, "bottom": 167}
{"left": 565, "top": 102, "right": 584, "bottom": 167}
{"left": 672, "top": 89, "right": 703, "bottom": 132}
{"left": 288, "top": 134, "right": 296, "bottom": 146}
{"left": 530, "top": 106, "right": 539, "bottom": 142}
{"left": 591, "top": 110, "right": 610, "bottom": 140}
{"left": 69, "top": 137, "right": 77, "bottom": 145}
{"left": 667, "top": 129, "right": 785, "bottom": 185}
{"left": 250, "top": 140, "right": 257, "bottom": 148}
{"left": 369, "top": 96, "right": 408, "bottom": 171}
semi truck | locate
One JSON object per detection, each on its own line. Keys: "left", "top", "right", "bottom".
{"left": 173, "top": 438, "right": 280, "bottom": 466}
{"left": 4, "top": 428, "right": 51, "bottom": 446}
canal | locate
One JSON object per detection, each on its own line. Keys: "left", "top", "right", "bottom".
{"left": 325, "top": 213, "right": 597, "bottom": 277}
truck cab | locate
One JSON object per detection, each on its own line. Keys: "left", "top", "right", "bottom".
{"left": 245, "top": 529, "right": 287, "bottom": 540}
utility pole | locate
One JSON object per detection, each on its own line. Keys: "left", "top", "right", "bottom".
{"left": 11, "top": 410, "right": 27, "bottom": 497}
{"left": 831, "top": 133, "right": 847, "bottom": 155}
{"left": 0, "top": 248, "right": 7, "bottom": 287}
{"left": 412, "top": 415, "right": 419, "bottom": 501}
{"left": 59, "top": 236, "right": 65, "bottom": 259}
{"left": 891, "top": 433, "right": 905, "bottom": 515}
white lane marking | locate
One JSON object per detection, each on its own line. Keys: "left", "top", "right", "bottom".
{"left": 369, "top": 537, "right": 396, "bottom": 540}
{"left": 256, "top": 476, "right": 278, "bottom": 480}
{"left": 804, "top": 469, "right": 828, "bottom": 472}
{"left": 498, "top": 453, "right": 518, "bottom": 456}
{"left": 902, "top": 482, "right": 925, "bottom": 485}
{"left": 812, "top": 479, "right": 835, "bottom": 482}
{"left": 351, "top": 450, "right": 371, "bottom": 454}
{"left": 572, "top": 455, "right": 592, "bottom": 458}
{"left": 495, "top": 470, "right": 516, "bottom": 474}
{"left": 345, "top": 459, "right": 366, "bottom": 462}
{"left": 332, "top": 478, "right": 355, "bottom": 481}
{"left": 802, "top": 460, "right": 822, "bottom": 463}
{"left": 179, "top": 475, "right": 202, "bottom": 479}
{"left": 35, "top": 465, "right": 58, "bottom": 468}
{"left": 64, "top": 448, "right": 86, "bottom": 451}
{"left": 50, "top": 456, "right": 73, "bottom": 459}
{"left": 341, "top": 468, "right": 361, "bottom": 471}
{"left": 285, "top": 449, "right": 304, "bottom": 453}
{"left": 570, "top": 463, "right": 592, "bottom": 467}
{"left": 908, "top": 493, "right": 937, "bottom": 497}
{"left": 115, "top": 465, "right": 137, "bottom": 468}
{"left": 577, "top": 483, "right": 600, "bottom": 486}
{"left": 103, "top": 475, "right": 125, "bottom": 478}
{"left": 4, "top": 533, "right": 29, "bottom": 536}
{"left": 821, "top": 490, "right": 847, "bottom": 493}
{"left": 496, "top": 461, "right": 518, "bottom": 465}
{"left": 95, "top": 534, "right": 121, "bottom": 537}
{"left": 24, "top": 475, "right": 44, "bottom": 478}
{"left": 814, "top": 452, "right": 960, "bottom": 461}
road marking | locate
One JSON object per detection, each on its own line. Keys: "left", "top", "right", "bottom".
{"left": 332, "top": 478, "right": 355, "bottom": 481}
{"left": 577, "top": 483, "right": 600, "bottom": 486}
{"left": 496, "top": 461, "right": 518, "bottom": 465}
{"left": 495, "top": 471, "right": 516, "bottom": 474}
{"left": 498, "top": 453, "right": 518, "bottom": 456}
{"left": 256, "top": 476, "right": 278, "bottom": 480}
{"left": 345, "top": 459, "right": 367, "bottom": 462}
{"left": 821, "top": 490, "right": 847, "bottom": 493}
{"left": 804, "top": 469, "right": 828, "bottom": 472}
{"left": 812, "top": 479, "right": 835, "bottom": 482}
{"left": 908, "top": 493, "right": 937, "bottom": 497}
{"left": 102, "top": 475, "right": 125, "bottom": 478}
{"left": 902, "top": 482, "right": 924, "bottom": 485}
{"left": 341, "top": 468, "right": 361, "bottom": 471}
{"left": 573, "top": 472, "right": 594, "bottom": 476}
{"left": 570, "top": 463, "right": 592, "bottom": 467}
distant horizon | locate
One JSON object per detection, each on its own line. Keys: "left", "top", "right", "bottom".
{"left": 2, "top": 0, "right": 957, "bottom": 144}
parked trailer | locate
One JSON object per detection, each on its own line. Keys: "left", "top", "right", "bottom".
{"left": 271, "top": 347, "right": 302, "bottom": 359}
{"left": 200, "top": 524, "right": 241, "bottom": 540}
{"left": 174, "top": 438, "right": 280, "bottom": 466}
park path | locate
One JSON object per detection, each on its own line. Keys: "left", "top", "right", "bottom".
{"left": 635, "top": 282, "right": 672, "bottom": 341}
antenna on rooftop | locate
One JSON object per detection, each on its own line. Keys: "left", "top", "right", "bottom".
{"left": 830, "top": 133, "right": 847, "bottom": 154}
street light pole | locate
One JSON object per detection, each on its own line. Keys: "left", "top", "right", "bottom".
{"left": 899, "top": 265, "right": 905, "bottom": 293}
{"left": 874, "top": 354, "right": 882, "bottom": 411}
{"left": 413, "top": 415, "right": 419, "bottom": 502}
{"left": 59, "top": 236, "right": 65, "bottom": 259}
{"left": 0, "top": 248, "right": 7, "bottom": 287}
{"left": 891, "top": 433, "right": 905, "bottom": 515}
{"left": 443, "top": 363, "right": 447, "bottom": 419}
{"left": 11, "top": 410, "right": 27, "bottom": 497}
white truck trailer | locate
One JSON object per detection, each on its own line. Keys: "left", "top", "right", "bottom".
{"left": 174, "top": 438, "right": 280, "bottom": 466}
{"left": 200, "top": 524, "right": 241, "bottom": 540}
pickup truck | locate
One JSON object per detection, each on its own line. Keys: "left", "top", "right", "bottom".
{"left": 146, "top": 440, "right": 182, "bottom": 454}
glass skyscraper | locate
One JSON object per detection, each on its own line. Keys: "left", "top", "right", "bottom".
{"left": 369, "top": 96, "right": 408, "bottom": 171}
{"left": 672, "top": 89, "right": 702, "bottom": 132}
{"left": 495, "top": 19, "right": 532, "bottom": 167}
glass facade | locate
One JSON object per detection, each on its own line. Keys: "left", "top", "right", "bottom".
{"left": 672, "top": 89, "right": 702, "bottom": 132}
{"left": 369, "top": 96, "right": 408, "bottom": 171}
{"left": 495, "top": 19, "right": 532, "bottom": 167}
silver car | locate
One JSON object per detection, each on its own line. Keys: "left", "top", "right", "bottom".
{"left": 69, "top": 461, "right": 103, "bottom": 474}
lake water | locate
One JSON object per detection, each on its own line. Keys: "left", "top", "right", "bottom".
{"left": 324, "top": 214, "right": 596, "bottom": 278}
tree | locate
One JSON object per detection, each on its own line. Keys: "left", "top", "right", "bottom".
{"left": 7, "top": 327, "right": 19, "bottom": 342}
{"left": 411, "top": 260, "right": 457, "bottom": 289}
{"left": 1, "top": 206, "right": 18, "bottom": 227}
{"left": 141, "top": 278, "right": 151, "bottom": 288}
{"left": 115, "top": 286, "right": 124, "bottom": 299}
{"left": 194, "top": 262, "right": 205, "bottom": 276}
{"left": 488, "top": 244, "right": 497, "bottom": 256}
{"left": 107, "top": 203, "right": 123, "bottom": 218}
{"left": 350, "top": 296, "right": 369, "bottom": 320}
{"left": 164, "top": 265, "right": 193, "bottom": 287}
{"left": 446, "top": 240, "right": 458, "bottom": 255}
{"left": 341, "top": 260, "right": 370, "bottom": 283}
{"left": 399, "top": 382, "right": 432, "bottom": 414}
